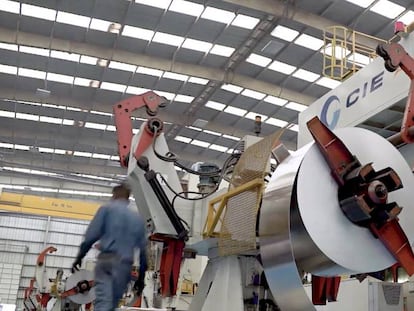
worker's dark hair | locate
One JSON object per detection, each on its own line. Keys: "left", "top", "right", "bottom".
{"left": 112, "top": 182, "right": 131, "bottom": 199}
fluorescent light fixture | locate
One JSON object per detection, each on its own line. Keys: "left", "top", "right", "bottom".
{"left": 50, "top": 50, "right": 80, "bottom": 62}
{"left": 0, "top": 42, "right": 18, "bottom": 51}
{"left": 370, "top": 0, "right": 405, "bottom": 19}
{"left": 286, "top": 102, "right": 307, "bottom": 112}
{"left": 153, "top": 32, "right": 184, "bottom": 46}
{"left": 0, "top": 142, "right": 13, "bottom": 148}
{"left": 221, "top": 84, "right": 243, "bottom": 93}
{"left": 74, "top": 77, "right": 91, "bottom": 87}
{"left": 201, "top": 6, "right": 235, "bottom": 24}
{"left": 210, "top": 144, "right": 228, "bottom": 152}
{"left": 205, "top": 101, "right": 225, "bottom": 111}
{"left": 21, "top": 3, "right": 56, "bottom": 21}
{"left": 135, "top": 0, "right": 171, "bottom": 9}
{"left": 56, "top": 11, "right": 91, "bottom": 27}
{"left": 224, "top": 106, "right": 247, "bottom": 117}
{"left": 292, "top": 69, "right": 320, "bottom": 82}
{"left": 223, "top": 134, "right": 240, "bottom": 141}
{"left": 85, "top": 122, "right": 107, "bottom": 130}
{"left": 0, "top": 64, "right": 17, "bottom": 75}
{"left": 74, "top": 151, "right": 92, "bottom": 157}
{"left": 203, "top": 129, "right": 221, "bottom": 136}
{"left": 18, "top": 68, "right": 46, "bottom": 79}
{"left": 231, "top": 14, "right": 259, "bottom": 29}
{"left": 163, "top": 72, "right": 189, "bottom": 81}
{"left": 47, "top": 72, "right": 74, "bottom": 84}
{"left": 80, "top": 55, "right": 98, "bottom": 65}
{"left": 294, "top": 34, "right": 324, "bottom": 51}
{"left": 268, "top": 60, "right": 296, "bottom": 74}
{"left": 271, "top": 25, "right": 299, "bottom": 42}
{"left": 169, "top": 0, "right": 204, "bottom": 17}
{"left": 187, "top": 126, "right": 202, "bottom": 131}
{"left": 122, "top": 25, "right": 154, "bottom": 40}
{"left": 92, "top": 153, "right": 111, "bottom": 160}
{"left": 316, "top": 77, "right": 341, "bottom": 89}
{"left": 264, "top": 95, "right": 287, "bottom": 106}
{"left": 106, "top": 125, "right": 116, "bottom": 131}
{"left": 39, "top": 116, "right": 62, "bottom": 124}
{"left": 265, "top": 118, "right": 288, "bottom": 127}
{"left": 174, "top": 94, "right": 194, "bottom": 103}
{"left": 288, "top": 124, "right": 299, "bottom": 132}
{"left": 246, "top": 53, "right": 272, "bottom": 67}
{"left": 182, "top": 38, "right": 213, "bottom": 52}
{"left": 16, "top": 112, "right": 39, "bottom": 121}
{"left": 109, "top": 61, "right": 137, "bottom": 72}
{"left": 210, "top": 44, "right": 235, "bottom": 57}
{"left": 348, "top": 52, "right": 371, "bottom": 66}
{"left": 245, "top": 112, "right": 268, "bottom": 121}
{"left": 90, "top": 18, "right": 112, "bottom": 32}
{"left": 156, "top": 90, "right": 175, "bottom": 100}
{"left": 191, "top": 139, "right": 210, "bottom": 148}
{"left": 137, "top": 66, "right": 163, "bottom": 77}
{"left": 241, "top": 89, "right": 266, "bottom": 100}
{"left": 175, "top": 136, "right": 192, "bottom": 143}
{"left": 345, "top": 0, "right": 375, "bottom": 8}
{"left": 100, "top": 82, "right": 127, "bottom": 93}
{"left": 0, "top": 0, "right": 20, "bottom": 14}
{"left": 0, "top": 110, "right": 15, "bottom": 118}
{"left": 399, "top": 10, "right": 414, "bottom": 24}
{"left": 188, "top": 77, "right": 209, "bottom": 84}
{"left": 126, "top": 86, "right": 150, "bottom": 95}
{"left": 14, "top": 144, "right": 30, "bottom": 150}
{"left": 63, "top": 119, "right": 74, "bottom": 125}
{"left": 19, "top": 46, "right": 49, "bottom": 57}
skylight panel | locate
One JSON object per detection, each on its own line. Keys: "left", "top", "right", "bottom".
{"left": 0, "top": 64, "right": 17, "bottom": 75}
{"left": 54, "top": 149, "right": 66, "bottom": 154}
{"left": 174, "top": 94, "right": 194, "bottom": 103}
{"left": 323, "top": 44, "right": 351, "bottom": 58}
{"left": 210, "top": 144, "right": 228, "bottom": 152}
{"left": 191, "top": 139, "right": 210, "bottom": 148}
{"left": 203, "top": 129, "right": 221, "bottom": 136}
{"left": 221, "top": 84, "right": 243, "bottom": 93}
{"left": 246, "top": 53, "right": 272, "bottom": 67}
{"left": 286, "top": 102, "right": 307, "bottom": 112}
{"left": 348, "top": 52, "right": 371, "bottom": 66}
{"left": 85, "top": 122, "right": 107, "bottom": 130}
{"left": 100, "top": 82, "right": 127, "bottom": 93}
{"left": 316, "top": 77, "right": 341, "bottom": 89}
{"left": 245, "top": 112, "right": 268, "bottom": 121}
{"left": 345, "top": 0, "right": 375, "bottom": 8}
{"left": 175, "top": 136, "right": 192, "bottom": 143}
{"left": 122, "top": 25, "right": 154, "bottom": 40}
{"left": 210, "top": 44, "right": 235, "bottom": 57}
{"left": 136, "top": 66, "right": 163, "bottom": 77}
{"left": 74, "top": 151, "right": 92, "bottom": 157}
{"left": 370, "top": 0, "right": 405, "bottom": 19}
{"left": 19, "top": 46, "right": 49, "bottom": 57}
{"left": 38, "top": 147, "right": 54, "bottom": 153}
{"left": 0, "top": 0, "right": 20, "bottom": 14}
{"left": 224, "top": 106, "right": 247, "bottom": 117}
{"left": 106, "top": 125, "right": 116, "bottom": 131}
{"left": 205, "top": 101, "right": 225, "bottom": 111}
{"left": 223, "top": 134, "right": 240, "bottom": 141}
{"left": 21, "top": 3, "right": 56, "bottom": 21}
{"left": 288, "top": 124, "right": 299, "bottom": 132}
{"left": 126, "top": 86, "right": 150, "bottom": 95}
{"left": 169, "top": 0, "right": 204, "bottom": 17}
{"left": 0, "top": 42, "right": 18, "bottom": 51}
{"left": 156, "top": 90, "right": 175, "bottom": 100}
{"left": 153, "top": 32, "right": 185, "bottom": 46}
{"left": 14, "top": 144, "right": 30, "bottom": 150}
{"left": 90, "top": 18, "right": 114, "bottom": 32}
{"left": 92, "top": 153, "right": 111, "bottom": 160}
{"left": 91, "top": 110, "right": 112, "bottom": 116}
{"left": 163, "top": 72, "right": 189, "bottom": 81}
{"left": 39, "top": 116, "right": 62, "bottom": 124}
{"left": 80, "top": 55, "right": 98, "bottom": 65}
{"left": 268, "top": 60, "right": 296, "bottom": 75}
{"left": 188, "top": 77, "right": 209, "bottom": 85}
{"left": 292, "top": 69, "right": 320, "bottom": 82}
{"left": 271, "top": 25, "right": 299, "bottom": 42}
{"left": 264, "top": 95, "right": 287, "bottom": 106}
{"left": 187, "top": 126, "right": 202, "bottom": 132}
{"left": 47, "top": 72, "right": 74, "bottom": 84}
{"left": 18, "top": 68, "right": 46, "bottom": 79}
{"left": 74, "top": 77, "right": 92, "bottom": 87}
{"left": 182, "top": 38, "right": 213, "bottom": 53}
{"left": 0, "top": 142, "right": 13, "bottom": 148}
{"left": 0, "top": 110, "right": 14, "bottom": 118}
{"left": 294, "top": 34, "right": 324, "bottom": 51}
{"left": 56, "top": 11, "right": 91, "bottom": 27}
{"left": 201, "top": 7, "right": 235, "bottom": 24}
{"left": 399, "top": 10, "right": 414, "bottom": 24}
{"left": 231, "top": 14, "right": 259, "bottom": 29}
{"left": 265, "top": 118, "right": 288, "bottom": 127}
{"left": 241, "top": 89, "right": 266, "bottom": 100}
{"left": 50, "top": 50, "right": 80, "bottom": 62}
{"left": 135, "top": 0, "right": 171, "bottom": 9}
{"left": 109, "top": 61, "right": 137, "bottom": 72}
{"left": 63, "top": 119, "right": 74, "bottom": 125}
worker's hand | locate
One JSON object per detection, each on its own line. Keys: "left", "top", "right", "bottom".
{"left": 71, "top": 256, "right": 82, "bottom": 273}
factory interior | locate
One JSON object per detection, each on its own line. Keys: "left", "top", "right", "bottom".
{"left": 2, "top": 0, "right": 414, "bottom": 310}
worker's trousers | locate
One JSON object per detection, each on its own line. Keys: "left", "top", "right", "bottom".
{"left": 94, "top": 253, "right": 132, "bottom": 311}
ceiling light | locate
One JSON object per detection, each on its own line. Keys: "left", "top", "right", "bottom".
{"left": 153, "top": 32, "right": 185, "bottom": 46}
{"left": 0, "top": 110, "right": 15, "bottom": 118}
{"left": 265, "top": 118, "right": 288, "bottom": 127}
{"left": 191, "top": 139, "right": 210, "bottom": 148}
{"left": 209, "top": 144, "right": 228, "bottom": 152}
{"left": 205, "top": 101, "right": 225, "bottom": 111}
{"left": 221, "top": 84, "right": 243, "bottom": 93}
{"left": 288, "top": 124, "right": 299, "bottom": 132}
{"left": 85, "top": 122, "right": 107, "bottom": 130}
{"left": 91, "top": 110, "right": 112, "bottom": 116}
{"left": 137, "top": 66, "right": 163, "bottom": 77}
{"left": 370, "top": 0, "right": 405, "bottom": 19}
{"left": 63, "top": 119, "right": 74, "bottom": 125}
{"left": 126, "top": 86, "right": 150, "bottom": 95}
{"left": 109, "top": 61, "right": 137, "bottom": 72}
{"left": 135, "top": 0, "right": 171, "bottom": 9}
{"left": 348, "top": 52, "right": 371, "bottom": 66}
{"left": 223, "top": 134, "right": 240, "bottom": 141}
{"left": 264, "top": 95, "right": 287, "bottom": 106}
{"left": 182, "top": 38, "right": 213, "bottom": 52}
{"left": 39, "top": 116, "right": 62, "bottom": 124}
{"left": 203, "top": 129, "right": 221, "bottom": 136}
{"left": 122, "top": 25, "right": 154, "bottom": 40}
{"left": 0, "top": 42, "right": 18, "bottom": 51}
{"left": 316, "top": 77, "right": 341, "bottom": 89}
{"left": 224, "top": 106, "right": 247, "bottom": 117}
{"left": 294, "top": 34, "right": 324, "bottom": 51}
{"left": 74, "top": 151, "right": 92, "bottom": 157}
{"left": 163, "top": 72, "right": 189, "bottom": 81}
{"left": 169, "top": 0, "right": 204, "bottom": 17}
{"left": 201, "top": 7, "right": 235, "bottom": 24}
{"left": 100, "top": 82, "right": 127, "bottom": 93}
{"left": 80, "top": 55, "right": 98, "bottom": 65}
{"left": 66, "top": 107, "right": 82, "bottom": 111}
{"left": 246, "top": 53, "right": 272, "bottom": 67}
{"left": 0, "top": 64, "right": 17, "bottom": 75}
{"left": 292, "top": 69, "right": 320, "bottom": 82}
{"left": 271, "top": 25, "right": 299, "bottom": 42}
{"left": 0, "top": 0, "right": 19, "bottom": 14}
{"left": 106, "top": 125, "right": 116, "bottom": 131}
{"left": 47, "top": 72, "right": 74, "bottom": 84}
{"left": 345, "top": 0, "right": 375, "bottom": 8}
{"left": 92, "top": 153, "right": 111, "bottom": 160}
{"left": 268, "top": 60, "right": 296, "bottom": 74}
{"left": 245, "top": 112, "right": 268, "bottom": 121}
{"left": 38, "top": 147, "right": 54, "bottom": 153}
{"left": 286, "top": 102, "right": 307, "bottom": 112}
{"left": 188, "top": 77, "right": 209, "bottom": 84}
{"left": 210, "top": 44, "right": 235, "bottom": 57}
{"left": 231, "top": 14, "right": 259, "bottom": 29}
{"left": 14, "top": 144, "right": 30, "bottom": 150}
{"left": 156, "top": 90, "right": 175, "bottom": 99}
{"left": 187, "top": 126, "right": 202, "bottom": 131}
{"left": 50, "top": 50, "right": 80, "bottom": 62}
{"left": 56, "top": 11, "right": 91, "bottom": 27}
{"left": 74, "top": 77, "right": 91, "bottom": 87}
{"left": 399, "top": 10, "right": 414, "bottom": 24}
{"left": 0, "top": 142, "right": 13, "bottom": 148}
{"left": 19, "top": 46, "right": 49, "bottom": 57}
{"left": 90, "top": 18, "right": 113, "bottom": 32}
{"left": 97, "top": 59, "right": 109, "bottom": 67}
{"left": 18, "top": 68, "right": 46, "bottom": 79}
{"left": 241, "top": 89, "right": 266, "bottom": 100}
{"left": 174, "top": 94, "right": 194, "bottom": 103}
{"left": 175, "top": 136, "right": 192, "bottom": 143}
{"left": 21, "top": 3, "right": 56, "bottom": 21}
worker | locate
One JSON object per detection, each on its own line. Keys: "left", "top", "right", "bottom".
{"left": 72, "top": 182, "right": 147, "bottom": 311}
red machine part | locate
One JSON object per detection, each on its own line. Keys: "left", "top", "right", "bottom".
{"left": 36, "top": 246, "right": 57, "bottom": 266}
{"left": 377, "top": 43, "right": 414, "bottom": 143}
{"left": 113, "top": 91, "right": 167, "bottom": 167}
{"left": 61, "top": 280, "right": 95, "bottom": 298}
{"left": 311, "top": 275, "right": 340, "bottom": 305}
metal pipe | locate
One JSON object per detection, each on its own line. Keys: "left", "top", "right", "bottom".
{"left": 387, "top": 127, "right": 414, "bottom": 146}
